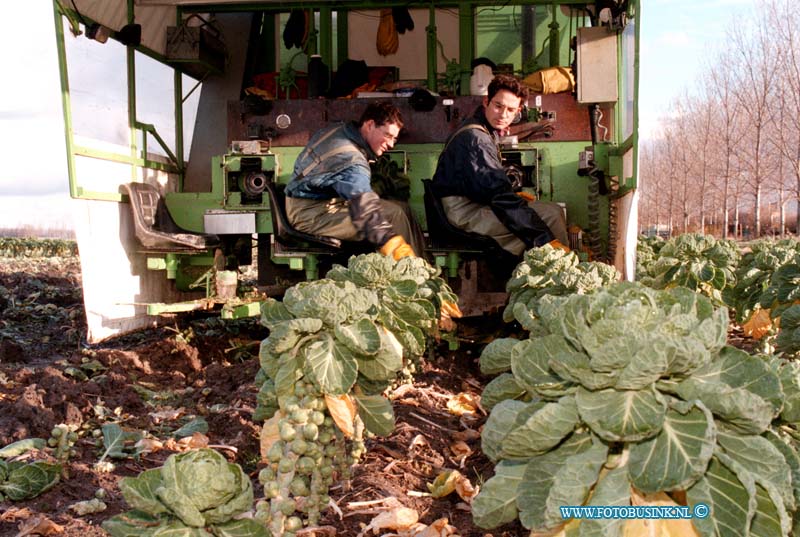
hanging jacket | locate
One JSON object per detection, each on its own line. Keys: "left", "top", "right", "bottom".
{"left": 432, "top": 106, "right": 555, "bottom": 247}
{"left": 285, "top": 122, "right": 394, "bottom": 246}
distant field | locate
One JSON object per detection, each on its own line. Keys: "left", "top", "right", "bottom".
{"left": 0, "top": 226, "right": 75, "bottom": 240}
{"left": 0, "top": 236, "right": 78, "bottom": 257}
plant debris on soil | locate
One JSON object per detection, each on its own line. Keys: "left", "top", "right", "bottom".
{"left": 0, "top": 255, "right": 525, "bottom": 537}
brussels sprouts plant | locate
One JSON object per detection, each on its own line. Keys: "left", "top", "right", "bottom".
{"left": 503, "top": 244, "right": 619, "bottom": 331}
{"left": 254, "top": 254, "right": 457, "bottom": 536}
{"left": 641, "top": 233, "right": 740, "bottom": 305}
{"left": 475, "top": 283, "right": 799, "bottom": 536}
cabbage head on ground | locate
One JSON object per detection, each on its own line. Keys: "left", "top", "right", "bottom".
{"left": 102, "top": 448, "right": 267, "bottom": 536}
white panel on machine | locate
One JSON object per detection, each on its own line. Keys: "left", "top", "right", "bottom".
{"left": 577, "top": 26, "right": 618, "bottom": 105}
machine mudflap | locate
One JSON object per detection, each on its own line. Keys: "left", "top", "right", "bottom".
{"left": 122, "top": 182, "right": 220, "bottom": 251}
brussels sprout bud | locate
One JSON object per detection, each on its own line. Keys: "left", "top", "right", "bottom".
{"left": 68, "top": 432, "right": 79, "bottom": 442}
{"left": 289, "top": 477, "right": 310, "bottom": 497}
{"left": 256, "top": 500, "right": 269, "bottom": 511}
{"left": 279, "top": 423, "right": 297, "bottom": 442}
{"left": 290, "top": 439, "right": 308, "bottom": 455}
{"left": 296, "top": 456, "right": 315, "bottom": 475}
{"left": 254, "top": 509, "right": 270, "bottom": 524}
{"left": 306, "top": 446, "right": 322, "bottom": 460}
{"left": 47, "top": 437, "right": 59, "bottom": 447}
{"left": 94, "top": 488, "right": 107, "bottom": 500}
{"left": 51, "top": 427, "right": 64, "bottom": 438}
{"left": 309, "top": 411, "right": 325, "bottom": 426}
{"left": 320, "top": 465, "right": 334, "bottom": 479}
{"left": 323, "top": 416, "right": 334, "bottom": 428}
{"left": 285, "top": 516, "right": 303, "bottom": 532}
{"left": 317, "top": 431, "right": 332, "bottom": 445}
{"left": 279, "top": 498, "right": 297, "bottom": 516}
{"left": 302, "top": 423, "right": 319, "bottom": 441}
{"left": 290, "top": 409, "right": 309, "bottom": 425}
{"left": 294, "top": 383, "right": 307, "bottom": 398}
{"left": 264, "top": 481, "right": 280, "bottom": 499}
{"left": 92, "top": 429, "right": 102, "bottom": 438}
{"left": 278, "top": 458, "right": 295, "bottom": 474}
{"left": 268, "top": 442, "right": 284, "bottom": 463}
{"left": 259, "top": 467, "right": 276, "bottom": 483}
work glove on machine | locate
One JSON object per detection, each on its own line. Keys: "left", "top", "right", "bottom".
{"left": 350, "top": 192, "right": 462, "bottom": 319}
{"left": 379, "top": 235, "right": 415, "bottom": 260}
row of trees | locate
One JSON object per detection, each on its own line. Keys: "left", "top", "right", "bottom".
{"left": 638, "top": 0, "right": 800, "bottom": 239}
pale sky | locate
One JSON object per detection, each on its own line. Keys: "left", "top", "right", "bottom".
{"left": 0, "top": 0, "right": 760, "bottom": 230}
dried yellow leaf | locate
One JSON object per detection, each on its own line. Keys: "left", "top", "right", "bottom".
{"left": 427, "top": 470, "right": 477, "bottom": 503}
{"left": 428, "top": 470, "right": 460, "bottom": 498}
{"left": 358, "top": 507, "right": 419, "bottom": 536}
{"left": 446, "top": 393, "right": 481, "bottom": 416}
{"left": 453, "top": 474, "right": 478, "bottom": 503}
{"left": 325, "top": 393, "right": 357, "bottom": 438}
{"left": 15, "top": 516, "right": 64, "bottom": 537}
{"left": 451, "top": 429, "right": 481, "bottom": 442}
{"left": 259, "top": 411, "right": 283, "bottom": 460}
{"left": 623, "top": 489, "right": 701, "bottom": 537}
{"left": 177, "top": 432, "right": 209, "bottom": 449}
{"left": 742, "top": 307, "right": 773, "bottom": 339}
{"left": 134, "top": 438, "right": 163, "bottom": 455}
{"left": 450, "top": 440, "right": 472, "bottom": 460}
{"left": 413, "top": 517, "right": 459, "bottom": 537}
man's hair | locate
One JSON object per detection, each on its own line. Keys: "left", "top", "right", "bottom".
{"left": 358, "top": 101, "right": 404, "bottom": 129}
{"left": 487, "top": 74, "right": 528, "bottom": 103}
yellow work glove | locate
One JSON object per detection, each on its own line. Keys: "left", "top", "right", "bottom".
{"left": 548, "top": 239, "right": 571, "bottom": 253}
{"left": 516, "top": 191, "right": 536, "bottom": 202}
{"left": 380, "top": 235, "right": 415, "bottom": 261}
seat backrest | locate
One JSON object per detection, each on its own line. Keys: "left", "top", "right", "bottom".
{"left": 126, "top": 182, "right": 160, "bottom": 229}
{"left": 264, "top": 180, "right": 291, "bottom": 239}
{"left": 264, "top": 180, "right": 343, "bottom": 249}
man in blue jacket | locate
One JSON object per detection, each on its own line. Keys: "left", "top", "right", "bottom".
{"left": 432, "top": 75, "right": 568, "bottom": 256}
{"left": 285, "top": 101, "right": 424, "bottom": 260}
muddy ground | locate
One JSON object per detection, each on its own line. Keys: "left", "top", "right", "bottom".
{"left": 0, "top": 256, "right": 524, "bottom": 536}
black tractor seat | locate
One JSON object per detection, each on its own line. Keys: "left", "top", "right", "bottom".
{"left": 265, "top": 180, "right": 372, "bottom": 254}
{"left": 122, "top": 182, "right": 220, "bottom": 252}
{"left": 422, "top": 179, "right": 502, "bottom": 253}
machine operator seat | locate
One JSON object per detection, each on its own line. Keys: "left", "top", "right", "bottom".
{"left": 122, "top": 182, "right": 220, "bottom": 252}
{"left": 266, "top": 180, "right": 377, "bottom": 254}
{"left": 421, "top": 179, "right": 502, "bottom": 252}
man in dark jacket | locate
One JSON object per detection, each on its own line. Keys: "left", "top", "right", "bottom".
{"left": 432, "top": 75, "right": 568, "bottom": 256}
{"left": 285, "top": 102, "right": 424, "bottom": 259}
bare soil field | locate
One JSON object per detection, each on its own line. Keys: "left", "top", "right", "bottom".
{"left": 0, "top": 256, "right": 523, "bottom": 536}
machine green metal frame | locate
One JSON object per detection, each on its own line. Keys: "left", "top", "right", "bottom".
{"left": 51, "top": 0, "right": 640, "bottom": 323}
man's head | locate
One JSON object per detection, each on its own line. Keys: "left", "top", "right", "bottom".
{"left": 358, "top": 102, "right": 404, "bottom": 156}
{"left": 483, "top": 75, "right": 528, "bottom": 132}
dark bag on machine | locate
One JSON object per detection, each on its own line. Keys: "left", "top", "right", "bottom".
{"left": 328, "top": 59, "right": 369, "bottom": 98}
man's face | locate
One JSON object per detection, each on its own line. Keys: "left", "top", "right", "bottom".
{"left": 361, "top": 120, "right": 401, "bottom": 157}
{"left": 483, "top": 89, "right": 522, "bottom": 131}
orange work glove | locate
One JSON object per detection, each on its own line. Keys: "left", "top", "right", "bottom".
{"left": 441, "top": 300, "right": 463, "bottom": 319}
{"left": 516, "top": 191, "right": 536, "bottom": 202}
{"left": 379, "top": 235, "right": 415, "bottom": 260}
{"left": 548, "top": 239, "right": 571, "bottom": 253}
